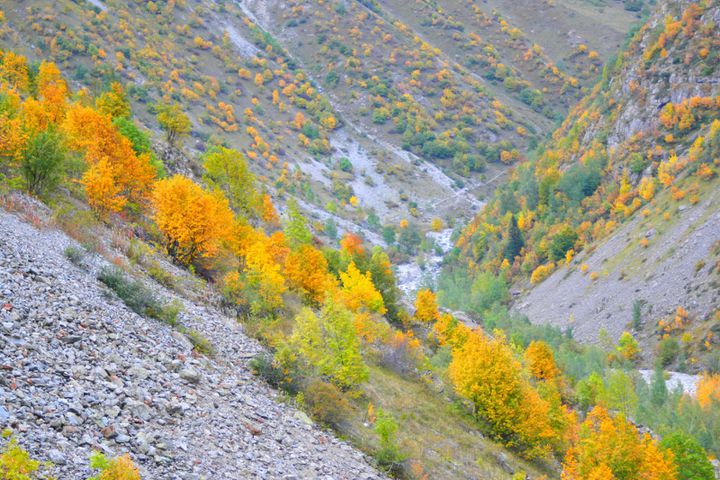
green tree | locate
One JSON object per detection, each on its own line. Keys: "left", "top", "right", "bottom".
{"left": 20, "top": 127, "right": 65, "bottom": 196}
{"left": 290, "top": 299, "right": 368, "bottom": 389}
{"left": 602, "top": 369, "right": 638, "bottom": 416}
{"left": 660, "top": 432, "right": 714, "bottom": 480}
{"left": 576, "top": 371, "right": 606, "bottom": 411}
{"left": 284, "top": 199, "right": 312, "bottom": 248}
{"left": 156, "top": 102, "right": 191, "bottom": 147}
{"left": 549, "top": 226, "right": 578, "bottom": 261}
{"left": 503, "top": 214, "right": 524, "bottom": 261}
{"left": 202, "top": 146, "right": 259, "bottom": 219}
{"left": 650, "top": 366, "right": 668, "bottom": 408}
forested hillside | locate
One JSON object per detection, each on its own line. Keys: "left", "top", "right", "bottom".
{"left": 0, "top": 0, "right": 719, "bottom": 479}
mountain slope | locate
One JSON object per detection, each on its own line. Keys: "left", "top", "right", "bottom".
{"left": 0, "top": 201, "right": 383, "bottom": 479}
{"left": 453, "top": 0, "right": 719, "bottom": 367}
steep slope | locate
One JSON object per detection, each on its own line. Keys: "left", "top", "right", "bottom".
{"left": 454, "top": 0, "right": 719, "bottom": 366}
{"left": 0, "top": 201, "right": 383, "bottom": 479}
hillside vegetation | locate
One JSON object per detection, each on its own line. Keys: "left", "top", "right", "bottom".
{"left": 0, "top": 0, "right": 719, "bottom": 479}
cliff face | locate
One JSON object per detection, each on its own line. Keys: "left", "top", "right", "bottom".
{"left": 513, "top": 0, "right": 719, "bottom": 365}
{"left": 0, "top": 199, "right": 383, "bottom": 479}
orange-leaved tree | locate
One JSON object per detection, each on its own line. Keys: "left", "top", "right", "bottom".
{"left": 152, "top": 175, "right": 234, "bottom": 265}
{"left": 64, "top": 104, "right": 156, "bottom": 214}
{"left": 525, "top": 340, "right": 561, "bottom": 381}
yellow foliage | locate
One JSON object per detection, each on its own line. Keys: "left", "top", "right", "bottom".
{"left": 561, "top": 406, "right": 676, "bottom": 480}
{"left": 525, "top": 341, "right": 560, "bottom": 381}
{"left": 414, "top": 288, "right": 439, "bottom": 323}
{"left": 338, "top": 262, "right": 386, "bottom": 315}
{"left": 696, "top": 373, "right": 720, "bottom": 409}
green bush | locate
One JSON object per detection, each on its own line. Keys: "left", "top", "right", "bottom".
{"left": 98, "top": 267, "right": 159, "bottom": 316}
{"left": 63, "top": 246, "right": 85, "bottom": 266}
{"left": 657, "top": 337, "right": 680, "bottom": 367}
{"left": 20, "top": 127, "right": 66, "bottom": 196}
{"left": 374, "top": 408, "right": 404, "bottom": 472}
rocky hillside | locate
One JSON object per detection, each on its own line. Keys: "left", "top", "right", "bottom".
{"left": 0, "top": 198, "right": 383, "bottom": 479}
{"left": 453, "top": 0, "right": 719, "bottom": 368}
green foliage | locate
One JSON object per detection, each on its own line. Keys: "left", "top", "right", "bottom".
{"left": 183, "top": 328, "right": 215, "bottom": 357}
{"left": 374, "top": 408, "right": 404, "bottom": 471}
{"left": 97, "top": 267, "right": 179, "bottom": 325}
{"left": 98, "top": 267, "right": 159, "bottom": 317}
{"left": 337, "top": 157, "right": 353, "bottom": 173}
{"left": 602, "top": 369, "right": 638, "bottom": 416}
{"left": 503, "top": 214, "right": 523, "bottom": 261}
{"left": 632, "top": 299, "right": 644, "bottom": 330}
{"left": 87, "top": 451, "right": 140, "bottom": 480}
{"left": 284, "top": 199, "right": 312, "bottom": 248}
{"left": 575, "top": 372, "right": 606, "bottom": 411}
{"left": 20, "top": 127, "right": 66, "bottom": 196}
{"left": 289, "top": 299, "right": 368, "bottom": 389}
{"left": 660, "top": 432, "right": 714, "bottom": 480}
{"left": 548, "top": 226, "right": 578, "bottom": 262}
{"left": 251, "top": 351, "right": 302, "bottom": 394}
{"left": 657, "top": 338, "right": 679, "bottom": 367}
{"left": 202, "top": 146, "right": 259, "bottom": 218}
{"left": 63, "top": 245, "right": 85, "bottom": 266}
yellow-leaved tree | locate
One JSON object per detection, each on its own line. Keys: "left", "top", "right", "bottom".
{"left": 338, "top": 262, "right": 386, "bottom": 315}
{"left": 561, "top": 406, "right": 676, "bottom": 480}
{"left": 414, "top": 288, "right": 439, "bottom": 323}
{"left": 449, "top": 330, "right": 561, "bottom": 459}
{"left": 152, "top": 175, "right": 234, "bottom": 265}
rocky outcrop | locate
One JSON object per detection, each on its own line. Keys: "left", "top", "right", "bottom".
{"left": 0, "top": 207, "right": 384, "bottom": 479}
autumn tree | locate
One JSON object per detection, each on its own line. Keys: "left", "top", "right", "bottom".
{"left": 284, "top": 244, "right": 330, "bottom": 303}
{"left": 338, "top": 262, "right": 386, "bottom": 315}
{"left": 449, "top": 330, "right": 559, "bottom": 458}
{"left": 95, "top": 82, "right": 131, "bottom": 119}
{"left": 152, "top": 175, "right": 234, "bottom": 265}
{"left": 696, "top": 373, "right": 720, "bottom": 408}
{"left": 615, "top": 332, "right": 640, "bottom": 362}
{"left": 156, "top": 102, "right": 191, "bottom": 147}
{"left": 524, "top": 340, "right": 561, "bottom": 381}
{"left": 290, "top": 298, "right": 368, "bottom": 389}
{"left": 414, "top": 288, "right": 439, "bottom": 323}
{"left": 561, "top": 406, "right": 676, "bottom": 480}
{"left": 202, "top": 146, "right": 259, "bottom": 219}
{"left": 64, "top": 104, "right": 156, "bottom": 213}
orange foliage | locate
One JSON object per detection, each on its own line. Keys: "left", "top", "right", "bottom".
{"left": 151, "top": 175, "right": 234, "bottom": 264}
{"left": 413, "top": 288, "right": 439, "bottom": 323}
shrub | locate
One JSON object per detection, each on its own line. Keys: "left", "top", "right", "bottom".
{"left": 374, "top": 409, "right": 404, "bottom": 472}
{"left": 657, "top": 337, "right": 679, "bottom": 367}
{"left": 183, "top": 329, "right": 215, "bottom": 357}
{"left": 63, "top": 245, "right": 85, "bottom": 266}
{"left": 303, "top": 380, "right": 352, "bottom": 429}
{"left": 88, "top": 451, "right": 141, "bottom": 480}
{"left": 147, "top": 262, "right": 176, "bottom": 289}
{"left": 0, "top": 429, "right": 46, "bottom": 479}
{"left": 98, "top": 267, "right": 159, "bottom": 316}
{"left": 250, "top": 350, "right": 302, "bottom": 394}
